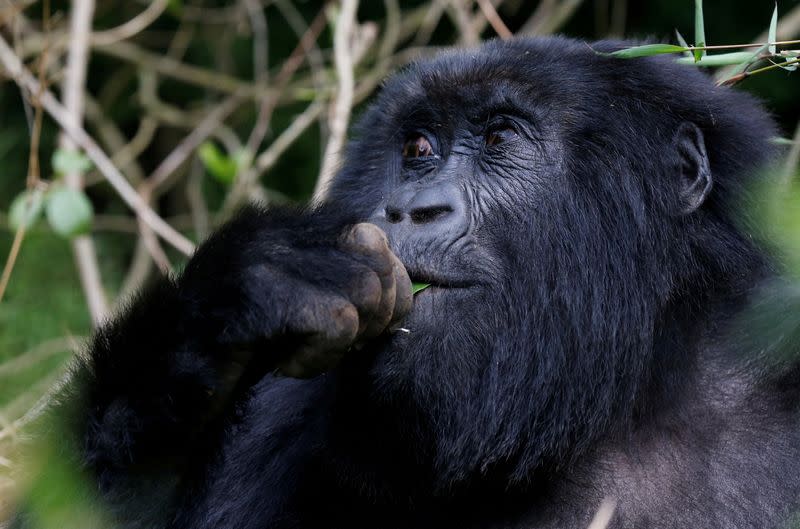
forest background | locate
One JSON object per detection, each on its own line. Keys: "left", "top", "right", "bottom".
{"left": 0, "top": 0, "right": 799, "bottom": 515}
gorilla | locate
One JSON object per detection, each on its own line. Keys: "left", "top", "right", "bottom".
{"left": 41, "top": 36, "right": 800, "bottom": 528}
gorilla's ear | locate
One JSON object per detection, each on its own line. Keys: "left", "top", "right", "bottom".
{"left": 673, "top": 122, "right": 713, "bottom": 215}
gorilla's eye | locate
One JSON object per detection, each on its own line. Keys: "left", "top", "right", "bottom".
{"left": 485, "top": 126, "right": 518, "bottom": 147}
{"left": 402, "top": 135, "right": 434, "bottom": 158}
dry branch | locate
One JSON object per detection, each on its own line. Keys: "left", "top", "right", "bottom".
{"left": 0, "top": 33, "right": 196, "bottom": 255}
{"left": 59, "top": 0, "right": 109, "bottom": 325}
{"left": 315, "top": 0, "right": 359, "bottom": 201}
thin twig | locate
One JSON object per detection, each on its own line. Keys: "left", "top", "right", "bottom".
{"left": 242, "top": 0, "right": 270, "bottom": 156}
{"left": 719, "top": 56, "right": 800, "bottom": 86}
{"left": 0, "top": 1, "right": 49, "bottom": 304}
{"left": 226, "top": 101, "right": 325, "bottom": 213}
{"left": 0, "top": 337, "right": 83, "bottom": 377}
{"left": 379, "top": 0, "right": 402, "bottom": 59}
{"left": 0, "top": 32, "right": 196, "bottom": 255}
{"left": 715, "top": 3, "right": 800, "bottom": 83}
{"left": 448, "top": 0, "right": 480, "bottom": 45}
{"left": 59, "top": 0, "right": 109, "bottom": 325}
{"left": 145, "top": 94, "right": 246, "bottom": 190}
{"left": 315, "top": 0, "right": 359, "bottom": 201}
{"left": 137, "top": 93, "right": 244, "bottom": 272}
{"left": 186, "top": 156, "right": 210, "bottom": 240}
{"left": 91, "top": 0, "right": 169, "bottom": 46}
{"left": 255, "top": 100, "right": 325, "bottom": 174}
{"left": 0, "top": 220, "right": 27, "bottom": 304}
{"left": 476, "top": 0, "right": 512, "bottom": 39}
{"left": 521, "top": 0, "right": 583, "bottom": 35}
{"left": 226, "top": 4, "right": 330, "bottom": 212}
{"left": 413, "top": 0, "right": 447, "bottom": 47}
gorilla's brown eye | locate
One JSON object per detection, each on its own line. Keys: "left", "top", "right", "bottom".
{"left": 402, "top": 135, "right": 434, "bottom": 158}
{"left": 486, "top": 126, "right": 518, "bottom": 146}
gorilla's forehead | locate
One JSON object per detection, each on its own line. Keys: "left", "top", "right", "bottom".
{"left": 380, "top": 39, "right": 575, "bottom": 123}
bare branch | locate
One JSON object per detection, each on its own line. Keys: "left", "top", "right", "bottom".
{"left": 520, "top": 0, "right": 583, "bottom": 36}
{"left": 243, "top": 0, "right": 271, "bottom": 156}
{"left": 256, "top": 101, "right": 326, "bottom": 175}
{"left": 0, "top": 32, "right": 196, "bottom": 255}
{"left": 447, "top": 0, "right": 480, "bottom": 45}
{"left": 476, "top": 0, "right": 512, "bottom": 39}
{"left": 91, "top": 0, "right": 169, "bottom": 46}
{"left": 145, "top": 94, "right": 245, "bottom": 191}
{"left": 314, "top": 0, "right": 359, "bottom": 201}
{"left": 59, "top": 0, "right": 109, "bottom": 326}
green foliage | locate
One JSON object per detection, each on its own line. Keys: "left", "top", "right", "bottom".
{"left": 674, "top": 30, "right": 693, "bottom": 58}
{"left": 51, "top": 149, "right": 92, "bottom": 176}
{"left": 606, "top": 44, "right": 688, "bottom": 58}
{"left": 198, "top": 142, "right": 240, "bottom": 185}
{"left": 9, "top": 189, "right": 45, "bottom": 231}
{"left": 676, "top": 51, "right": 755, "bottom": 66}
{"left": 44, "top": 187, "right": 94, "bottom": 238}
{"left": 412, "top": 282, "right": 430, "bottom": 294}
{"left": 694, "top": 0, "right": 706, "bottom": 62}
{"left": 0, "top": 234, "right": 90, "bottom": 404}
{"left": 769, "top": 4, "right": 778, "bottom": 55}
{"left": 749, "top": 173, "right": 800, "bottom": 281}
{"left": 19, "top": 418, "right": 112, "bottom": 529}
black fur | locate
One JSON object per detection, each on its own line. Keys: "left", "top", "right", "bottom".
{"left": 35, "top": 37, "right": 800, "bottom": 528}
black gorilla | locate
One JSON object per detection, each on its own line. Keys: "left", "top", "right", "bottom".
{"left": 57, "top": 37, "right": 800, "bottom": 528}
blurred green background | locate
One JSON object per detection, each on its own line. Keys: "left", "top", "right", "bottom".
{"left": 0, "top": 0, "right": 799, "bottom": 512}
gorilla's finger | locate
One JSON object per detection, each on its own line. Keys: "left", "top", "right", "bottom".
{"left": 360, "top": 262, "right": 396, "bottom": 339}
{"left": 341, "top": 223, "right": 393, "bottom": 276}
{"left": 277, "top": 293, "right": 359, "bottom": 378}
{"left": 340, "top": 263, "right": 383, "bottom": 335}
{"left": 388, "top": 252, "right": 412, "bottom": 326}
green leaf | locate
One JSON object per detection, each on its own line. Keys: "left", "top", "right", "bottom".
{"left": 694, "top": 0, "right": 706, "bottom": 61}
{"left": 232, "top": 149, "right": 253, "bottom": 172}
{"left": 52, "top": 149, "right": 92, "bottom": 175}
{"left": 607, "top": 44, "right": 688, "bottom": 59}
{"left": 778, "top": 49, "right": 800, "bottom": 71}
{"left": 45, "top": 187, "right": 94, "bottom": 238}
{"left": 9, "top": 189, "right": 45, "bottom": 231}
{"left": 674, "top": 30, "right": 694, "bottom": 58}
{"left": 729, "top": 42, "right": 771, "bottom": 77}
{"left": 412, "top": 282, "right": 430, "bottom": 294}
{"left": 769, "top": 3, "right": 778, "bottom": 55}
{"left": 198, "top": 142, "right": 239, "bottom": 185}
{"left": 676, "top": 51, "right": 756, "bottom": 67}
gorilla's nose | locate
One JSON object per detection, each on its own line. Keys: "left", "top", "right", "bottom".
{"left": 370, "top": 182, "right": 468, "bottom": 246}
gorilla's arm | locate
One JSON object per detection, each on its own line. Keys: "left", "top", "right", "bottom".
{"left": 70, "top": 206, "right": 410, "bottom": 522}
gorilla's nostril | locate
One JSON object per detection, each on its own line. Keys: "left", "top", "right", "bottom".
{"left": 409, "top": 205, "right": 453, "bottom": 224}
{"left": 386, "top": 208, "right": 404, "bottom": 224}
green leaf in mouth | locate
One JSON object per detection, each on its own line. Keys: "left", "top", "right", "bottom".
{"left": 412, "top": 282, "right": 431, "bottom": 295}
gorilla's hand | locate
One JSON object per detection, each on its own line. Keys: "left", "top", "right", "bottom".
{"left": 181, "top": 212, "right": 412, "bottom": 379}
{"left": 262, "top": 222, "right": 412, "bottom": 378}
{"left": 77, "top": 209, "right": 414, "bottom": 506}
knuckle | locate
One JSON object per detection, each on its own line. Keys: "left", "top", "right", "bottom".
{"left": 344, "top": 223, "right": 389, "bottom": 256}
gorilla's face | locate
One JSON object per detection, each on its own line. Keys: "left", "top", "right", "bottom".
{"left": 326, "top": 38, "right": 772, "bottom": 484}
{"left": 367, "top": 78, "right": 561, "bottom": 336}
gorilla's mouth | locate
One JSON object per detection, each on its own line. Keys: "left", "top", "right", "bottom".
{"left": 407, "top": 269, "right": 476, "bottom": 290}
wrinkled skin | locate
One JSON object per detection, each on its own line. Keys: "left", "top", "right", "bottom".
{"left": 23, "top": 37, "right": 800, "bottom": 529}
